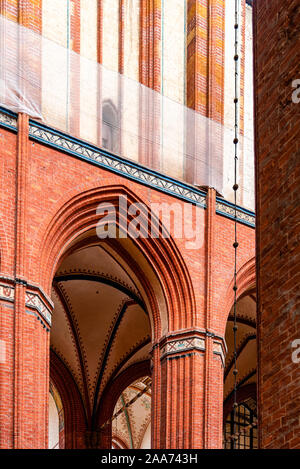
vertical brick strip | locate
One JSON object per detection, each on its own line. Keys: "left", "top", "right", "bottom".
{"left": 186, "top": 0, "right": 225, "bottom": 186}
{"left": 151, "top": 346, "right": 161, "bottom": 449}
{"left": 97, "top": 0, "right": 103, "bottom": 146}
{"left": 254, "top": 0, "right": 300, "bottom": 449}
{"left": 203, "top": 188, "right": 223, "bottom": 448}
{"left": 13, "top": 113, "right": 28, "bottom": 447}
{"left": 69, "top": 0, "right": 81, "bottom": 136}
{"left": 118, "top": 0, "right": 124, "bottom": 155}
{"left": 238, "top": 0, "right": 246, "bottom": 206}
{"left": 139, "top": 0, "right": 161, "bottom": 170}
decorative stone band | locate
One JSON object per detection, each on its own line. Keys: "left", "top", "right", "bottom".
{"left": 0, "top": 108, "right": 17, "bottom": 130}
{"left": 0, "top": 278, "right": 52, "bottom": 327}
{"left": 0, "top": 107, "right": 255, "bottom": 227}
{"left": 160, "top": 336, "right": 206, "bottom": 359}
{"left": 25, "top": 291, "right": 52, "bottom": 326}
{"left": 213, "top": 340, "right": 226, "bottom": 367}
{"left": 158, "top": 329, "right": 227, "bottom": 366}
{"left": 216, "top": 199, "right": 255, "bottom": 228}
{"left": 0, "top": 283, "right": 15, "bottom": 303}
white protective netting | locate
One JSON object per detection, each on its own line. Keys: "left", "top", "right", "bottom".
{"left": 0, "top": 15, "right": 254, "bottom": 210}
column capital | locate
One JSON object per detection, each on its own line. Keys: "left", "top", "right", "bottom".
{"left": 0, "top": 275, "right": 53, "bottom": 328}
{"left": 153, "top": 328, "right": 226, "bottom": 365}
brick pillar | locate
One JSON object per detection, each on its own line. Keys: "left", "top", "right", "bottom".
{"left": 68, "top": 0, "right": 81, "bottom": 136}
{"left": 0, "top": 0, "right": 42, "bottom": 117}
{"left": 186, "top": 0, "right": 225, "bottom": 188}
{"left": 97, "top": 0, "right": 103, "bottom": 147}
{"left": 0, "top": 114, "right": 52, "bottom": 449}
{"left": 139, "top": 0, "right": 161, "bottom": 170}
{"left": 153, "top": 328, "right": 225, "bottom": 449}
{"left": 254, "top": 0, "right": 300, "bottom": 449}
{"left": 203, "top": 189, "right": 224, "bottom": 448}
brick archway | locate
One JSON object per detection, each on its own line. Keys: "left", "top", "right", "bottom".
{"left": 222, "top": 261, "right": 257, "bottom": 448}
{"left": 50, "top": 350, "right": 87, "bottom": 449}
{"left": 38, "top": 185, "right": 198, "bottom": 448}
{"left": 222, "top": 257, "right": 256, "bottom": 335}
{"left": 38, "top": 185, "right": 196, "bottom": 336}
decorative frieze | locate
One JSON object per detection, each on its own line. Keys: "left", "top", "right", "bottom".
{"left": 0, "top": 109, "right": 17, "bottom": 130}
{"left": 159, "top": 329, "right": 227, "bottom": 366}
{"left": 160, "top": 336, "right": 205, "bottom": 359}
{"left": 216, "top": 200, "right": 255, "bottom": 227}
{"left": 213, "top": 341, "right": 226, "bottom": 367}
{"left": 25, "top": 291, "right": 52, "bottom": 326}
{"left": 0, "top": 279, "right": 52, "bottom": 326}
{"left": 0, "top": 108, "right": 256, "bottom": 227}
{"left": 0, "top": 283, "right": 15, "bottom": 302}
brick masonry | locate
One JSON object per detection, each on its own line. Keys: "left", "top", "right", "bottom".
{"left": 254, "top": 0, "right": 300, "bottom": 449}
{"left": 0, "top": 113, "right": 255, "bottom": 448}
{"left": 0, "top": 0, "right": 257, "bottom": 449}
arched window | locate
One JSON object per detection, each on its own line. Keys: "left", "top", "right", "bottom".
{"left": 223, "top": 291, "right": 257, "bottom": 449}
{"left": 102, "top": 101, "right": 119, "bottom": 153}
{"left": 224, "top": 400, "right": 257, "bottom": 449}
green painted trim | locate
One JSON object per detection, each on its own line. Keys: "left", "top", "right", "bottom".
{"left": 121, "top": 394, "right": 134, "bottom": 449}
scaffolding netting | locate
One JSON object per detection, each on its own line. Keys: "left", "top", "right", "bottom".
{"left": 0, "top": 15, "right": 254, "bottom": 210}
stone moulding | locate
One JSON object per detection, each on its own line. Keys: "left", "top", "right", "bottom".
{"left": 160, "top": 336, "right": 206, "bottom": 359}
{"left": 216, "top": 200, "right": 255, "bottom": 228}
{"left": 0, "top": 278, "right": 52, "bottom": 326}
{"left": 158, "top": 329, "right": 227, "bottom": 366}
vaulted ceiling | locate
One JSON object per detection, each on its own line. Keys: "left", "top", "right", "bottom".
{"left": 112, "top": 377, "right": 151, "bottom": 449}
{"left": 50, "top": 242, "right": 152, "bottom": 424}
{"left": 224, "top": 294, "right": 257, "bottom": 403}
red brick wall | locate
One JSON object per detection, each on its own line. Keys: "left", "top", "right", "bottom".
{"left": 0, "top": 119, "right": 255, "bottom": 448}
{"left": 254, "top": 0, "right": 300, "bottom": 449}
{"left": 185, "top": 0, "right": 226, "bottom": 186}
{"left": 0, "top": 0, "right": 257, "bottom": 449}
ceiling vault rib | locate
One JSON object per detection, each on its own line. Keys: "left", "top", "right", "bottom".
{"left": 225, "top": 369, "right": 257, "bottom": 404}
{"left": 129, "top": 384, "right": 151, "bottom": 398}
{"left": 227, "top": 314, "right": 256, "bottom": 328}
{"left": 91, "top": 300, "right": 133, "bottom": 428}
{"left": 121, "top": 394, "right": 134, "bottom": 449}
{"left": 108, "top": 338, "right": 151, "bottom": 384}
{"left": 224, "top": 333, "right": 256, "bottom": 380}
{"left": 54, "top": 273, "right": 147, "bottom": 312}
{"left": 54, "top": 283, "right": 92, "bottom": 423}
{"left": 98, "top": 244, "right": 141, "bottom": 295}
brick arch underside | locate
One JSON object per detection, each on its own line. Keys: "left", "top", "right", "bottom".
{"left": 222, "top": 257, "right": 256, "bottom": 335}
{"left": 50, "top": 350, "right": 150, "bottom": 449}
{"left": 38, "top": 185, "right": 196, "bottom": 336}
{"left": 50, "top": 350, "right": 87, "bottom": 449}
